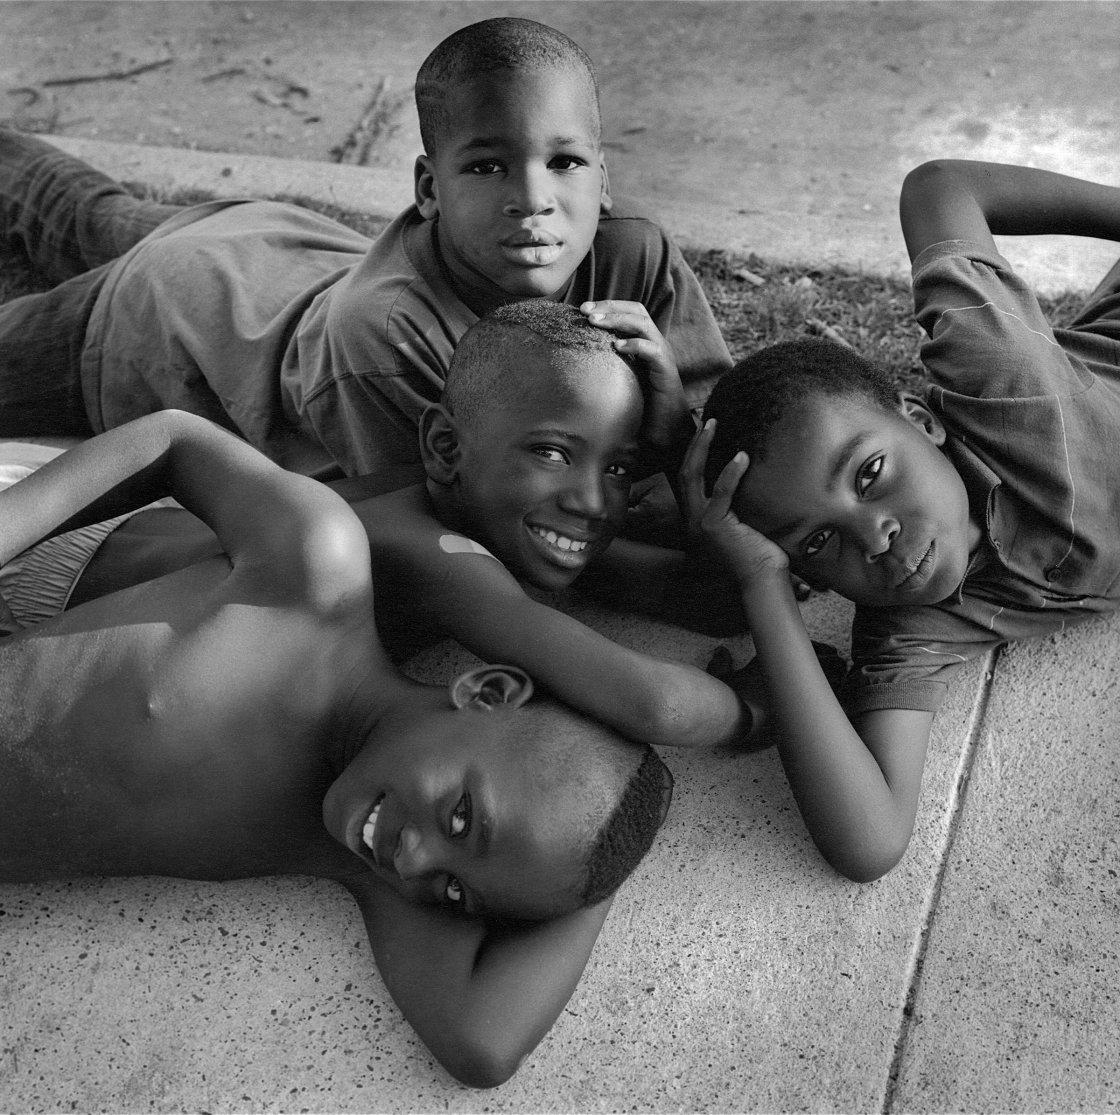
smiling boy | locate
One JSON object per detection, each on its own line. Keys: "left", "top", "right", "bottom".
{"left": 685, "top": 159, "right": 1120, "bottom": 882}
{"left": 0, "top": 408, "right": 673, "bottom": 1087}
{"left": 0, "top": 17, "right": 730, "bottom": 478}
{"left": 3, "top": 299, "right": 754, "bottom": 749}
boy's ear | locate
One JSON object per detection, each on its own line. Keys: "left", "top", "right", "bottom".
{"left": 598, "top": 154, "right": 612, "bottom": 213}
{"left": 419, "top": 403, "right": 460, "bottom": 484}
{"left": 449, "top": 665, "right": 535, "bottom": 711}
{"left": 414, "top": 155, "right": 439, "bottom": 221}
{"left": 899, "top": 393, "right": 946, "bottom": 446}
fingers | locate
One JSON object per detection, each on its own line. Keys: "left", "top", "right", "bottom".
{"left": 705, "top": 449, "right": 750, "bottom": 520}
{"left": 580, "top": 300, "right": 656, "bottom": 340}
{"left": 679, "top": 417, "right": 715, "bottom": 489}
{"left": 678, "top": 417, "right": 716, "bottom": 521}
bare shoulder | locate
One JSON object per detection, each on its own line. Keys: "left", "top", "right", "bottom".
{"left": 238, "top": 479, "right": 374, "bottom": 619}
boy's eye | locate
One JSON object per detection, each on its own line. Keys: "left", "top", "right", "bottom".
{"left": 804, "top": 529, "right": 834, "bottom": 560}
{"left": 466, "top": 159, "right": 503, "bottom": 176}
{"left": 857, "top": 455, "right": 884, "bottom": 496}
{"left": 604, "top": 462, "right": 631, "bottom": 479}
{"left": 445, "top": 875, "right": 464, "bottom": 907}
{"left": 449, "top": 793, "right": 471, "bottom": 839}
{"left": 549, "top": 154, "right": 588, "bottom": 171}
{"left": 532, "top": 445, "right": 569, "bottom": 464}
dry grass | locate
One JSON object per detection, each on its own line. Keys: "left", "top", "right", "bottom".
{"left": 1, "top": 185, "right": 1088, "bottom": 398}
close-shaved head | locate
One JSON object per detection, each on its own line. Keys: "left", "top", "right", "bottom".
{"left": 415, "top": 17, "right": 601, "bottom": 155}
{"left": 443, "top": 299, "right": 626, "bottom": 427}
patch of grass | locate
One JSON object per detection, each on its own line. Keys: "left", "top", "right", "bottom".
{"left": 1, "top": 182, "right": 1088, "bottom": 400}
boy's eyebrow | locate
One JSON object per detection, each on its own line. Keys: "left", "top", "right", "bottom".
{"left": 765, "top": 432, "right": 869, "bottom": 543}
{"left": 456, "top": 133, "right": 594, "bottom": 154}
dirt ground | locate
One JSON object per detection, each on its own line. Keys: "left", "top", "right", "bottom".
{"left": 2, "top": 1, "right": 1118, "bottom": 288}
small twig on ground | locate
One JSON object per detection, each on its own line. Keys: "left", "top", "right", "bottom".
{"left": 806, "top": 318, "right": 853, "bottom": 348}
{"left": 201, "top": 67, "right": 248, "bottom": 83}
{"left": 40, "top": 57, "right": 173, "bottom": 88}
{"left": 331, "top": 77, "right": 412, "bottom": 165}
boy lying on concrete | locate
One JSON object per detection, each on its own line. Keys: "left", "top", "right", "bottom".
{"left": 0, "top": 16, "right": 730, "bottom": 480}
{"left": 686, "top": 159, "right": 1120, "bottom": 881}
{"left": 2, "top": 300, "right": 757, "bottom": 750}
{"left": 0, "top": 409, "right": 673, "bottom": 1088}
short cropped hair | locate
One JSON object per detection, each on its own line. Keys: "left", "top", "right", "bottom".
{"left": 701, "top": 338, "right": 900, "bottom": 490}
{"left": 515, "top": 700, "right": 673, "bottom": 915}
{"left": 443, "top": 299, "right": 623, "bottom": 427}
{"left": 415, "top": 17, "right": 601, "bottom": 154}
{"left": 581, "top": 744, "right": 674, "bottom": 907}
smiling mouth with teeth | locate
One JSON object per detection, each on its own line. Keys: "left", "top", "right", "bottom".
{"left": 529, "top": 525, "right": 589, "bottom": 553}
{"left": 361, "top": 794, "right": 385, "bottom": 857}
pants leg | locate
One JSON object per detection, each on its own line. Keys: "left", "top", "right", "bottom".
{"left": 0, "top": 265, "right": 105, "bottom": 436}
{"left": 0, "top": 129, "right": 181, "bottom": 284}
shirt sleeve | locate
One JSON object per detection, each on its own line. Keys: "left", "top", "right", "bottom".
{"left": 301, "top": 370, "right": 426, "bottom": 477}
{"left": 656, "top": 236, "right": 733, "bottom": 401}
{"left": 588, "top": 209, "right": 732, "bottom": 403}
{"left": 844, "top": 602, "right": 1002, "bottom": 714}
{"left": 912, "top": 239, "right": 1091, "bottom": 402}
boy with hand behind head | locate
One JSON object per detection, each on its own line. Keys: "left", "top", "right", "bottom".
{"left": 686, "top": 160, "right": 1120, "bottom": 882}
{"left": 8, "top": 299, "right": 756, "bottom": 750}
{"left": 0, "top": 17, "right": 730, "bottom": 478}
{"left": 0, "top": 409, "right": 673, "bottom": 1088}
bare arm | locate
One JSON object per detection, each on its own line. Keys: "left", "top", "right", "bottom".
{"left": 346, "top": 875, "right": 612, "bottom": 1087}
{"left": 683, "top": 427, "right": 932, "bottom": 880}
{"left": 900, "top": 159, "right": 1120, "bottom": 263}
{"left": 354, "top": 492, "right": 748, "bottom": 749}
{"left": 0, "top": 411, "right": 367, "bottom": 605}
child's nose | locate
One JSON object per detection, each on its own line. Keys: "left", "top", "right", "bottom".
{"left": 862, "top": 515, "right": 900, "bottom": 561}
{"left": 393, "top": 824, "right": 437, "bottom": 880}
{"left": 559, "top": 469, "right": 607, "bottom": 519}
{"left": 503, "top": 166, "right": 554, "bottom": 217}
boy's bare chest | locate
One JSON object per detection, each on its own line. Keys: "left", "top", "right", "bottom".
{"left": 0, "top": 597, "right": 340, "bottom": 881}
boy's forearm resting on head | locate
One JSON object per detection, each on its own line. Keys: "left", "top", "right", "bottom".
{"left": 358, "top": 883, "right": 613, "bottom": 1088}
{"left": 901, "top": 159, "right": 1120, "bottom": 259}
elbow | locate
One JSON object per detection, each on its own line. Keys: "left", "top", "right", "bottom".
{"left": 818, "top": 829, "right": 910, "bottom": 884}
{"left": 439, "top": 1039, "right": 526, "bottom": 1090}
{"left": 638, "top": 684, "right": 707, "bottom": 748}
{"left": 900, "top": 159, "right": 967, "bottom": 213}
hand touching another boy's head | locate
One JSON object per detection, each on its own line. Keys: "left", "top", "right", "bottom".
{"left": 323, "top": 664, "right": 673, "bottom": 922}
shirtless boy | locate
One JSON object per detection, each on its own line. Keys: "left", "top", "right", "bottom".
{"left": 0, "top": 409, "right": 672, "bottom": 1087}
{"left": 2, "top": 299, "right": 756, "bottom": 750}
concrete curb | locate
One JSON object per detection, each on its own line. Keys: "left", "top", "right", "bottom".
{"left": 48, "top": 135, "right": 414, "bottom": 222}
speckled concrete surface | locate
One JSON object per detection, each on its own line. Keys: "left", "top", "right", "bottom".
{"left": 888, "top": 617, "right": 1120, "bottom": 1113}
{"left": 2, "top": 3, "right": 1120, "bottom": 1111}
{"left": 0, "top": 595, "right": 996, "bottom": 1112}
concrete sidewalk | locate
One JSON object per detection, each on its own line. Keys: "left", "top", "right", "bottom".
{"left": 2, "top": 3, "right": 1120, "bottom": 1112}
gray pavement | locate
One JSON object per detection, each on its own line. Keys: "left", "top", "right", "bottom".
{"left": 2, "top": 3, "right": 1120, "bottom": 1112}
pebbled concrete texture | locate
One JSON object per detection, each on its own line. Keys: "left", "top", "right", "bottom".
{"left": 2, "top": 2, "right": 1120, "bottom": 1112}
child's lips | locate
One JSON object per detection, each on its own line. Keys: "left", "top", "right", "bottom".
{"left": 896, "top": 541, "right": 935, "bottom": 590}
{"left": 499, "top": 230, "right": 563, "bottom": 266}
{"left": 526, "top": 522, "right": 599, "bottom": 569}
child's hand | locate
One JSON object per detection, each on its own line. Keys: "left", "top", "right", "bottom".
{"left": 707, "top": 639, "right": 849, "bottom": 751}
{"left": 679, "top": 418, "right": 790, "bottom": 587}
{"left": 580, "top": 300, "right": 693, "bottom": 459}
